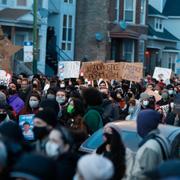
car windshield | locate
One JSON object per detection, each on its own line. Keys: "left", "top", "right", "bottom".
{"left": 83, "top": 128, "right": 142, "bottom": 152}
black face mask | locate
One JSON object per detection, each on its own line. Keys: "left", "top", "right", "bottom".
{"left": 104, "top": 133, "right": 113, "bottom": 144}
{"left": 8, "top": 89, "right": 17, "bottom": 95}
{"left": 33, "top": 126, "right": 49, "bottom": 140}
{"left": 0, "top": 113, "right": 7, "bottom": 122}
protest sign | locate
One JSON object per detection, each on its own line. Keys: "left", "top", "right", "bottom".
{"left": 58, "top": 61, "right": 80, "bottom": 79}
{"left": 0, "top": 70, "right": 11, "bottom": 85}
{"left": 82, "top": 61, "right": 104, "bottom": 80}
{"left": 24, "top": 41, "right": 33, "bottom": 62}
{"left": 122, "top": 63, "right": 143, "bottom": 82}
{"left": 153, "top": 67, "right": 172, "bottom": 82}
{"left": 19, "top": 114, "right": 35, "bottom": 141}
{"left": 145, "top": 89, "right": 162, "bottom": 102}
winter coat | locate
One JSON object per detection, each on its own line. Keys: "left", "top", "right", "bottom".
{"left": 102, "top": 99, "right": 120, "bottom": 121}
{"left": 130, "top": 129, "right": 164, "bottom": 180}
{"left": 83, "top": 106, "right": 103, "bottom": 134}
{"left": 56, "top": 153, "right": 79, "bottom": 180}
{"left": 126, "top": 105, "right": 140, "bottom": 121}
{"left": 7, "top": 94, "right": 25, "bottom": 114}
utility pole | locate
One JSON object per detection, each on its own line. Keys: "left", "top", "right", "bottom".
{"left": 33, "top": 0, "right": 38, "bottom": 74}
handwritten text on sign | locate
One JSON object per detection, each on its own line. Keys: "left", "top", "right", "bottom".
{"left": 122, "top": 63, "right": 143, "bottom": 82}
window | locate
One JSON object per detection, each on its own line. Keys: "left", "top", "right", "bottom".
{"left": 140, "top": 0, "right": 146, "bottom": 25}
{"left": 115, "top": 0, "right": 120, "bottom": 22}
{"left": 17, "top": 0, "right": 27, "bottom": 6}
{"left": 64, "top": 0, "right": 73, "bottom": 4}
{"left": 139, "top": 40, "right": 145, "bottom": 62}
{"left": 124, "top": 0, "right": 136, "bottom": 23}
{"left": 155, "top": 18, "right": 163, "bottom": 32}
{"left": 168, "top": 53, "right": 176, "bottom": 71}
{"left": 0, "top": 0, "right": 7, "bottom": 5}
{"left": 123, "top": 39, "right": 134, "bottom": 62}
{"left": 61, "top": 15, "right": 73, "bottom": 51}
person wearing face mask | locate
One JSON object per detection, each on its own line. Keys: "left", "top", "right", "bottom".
{"left": 56, "top": 89, "right": 67, "bottom": 118}
{"left": 46, "top": 126, "right": 79, "bottom": 180}
{"left": 7, "top": 82, "right": 25, "bottom": 115}
{"left": 139, "top": 92, "right": 151, "bottom": 110}
{"left": 0, "top": 105, "right": 10, "bottom": 123}
{"left": 126, "top": 99, "right": 140, "bottom": 121}
{"left": 46, "top": 88, "right": 56, "bottom": 100}
{"left": 33, "top": 108, "right": 58, "bottom": 153}
{"left": 19, "top": 92, "right": 41, "bottom": 116}
{"left": 96, "top": 124, "right": 126, "bottom": 180}
{"left": 166, "top": 84, "right": 175, "bottom": 102}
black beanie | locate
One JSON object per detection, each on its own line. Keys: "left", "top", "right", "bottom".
{"left": 39, "top": 99, "right": 59, "bottom": 116}
{"left": 10, "top": 153, "right": 56, "bottom": 180}
{"left": 35, "top": 108, "right": 57, "bottom": 127}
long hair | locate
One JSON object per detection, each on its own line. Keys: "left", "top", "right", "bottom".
{"left": 97, "top": 128, "right": 126, "bottom": 180}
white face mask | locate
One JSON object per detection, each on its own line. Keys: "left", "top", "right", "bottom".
{"left": 56, "top": 96, "right": 66, "bottom": 104}
{"left": 29, "top": 100, "right": 39, "bottom": 109}
{"left": 170, "top": 102, "right": 174, "bottom": 109}
{"left": 45, "top": 141, "right": 60, "bottom": 157}
{"left": 168, "top": 90, "right": 174, "bottom": 95}
{"left": 60, "top": 84, "right": 65, "bottom": 88}
{"left": 143, "top": 100, "right": 149, "bottom": 107}
{"left": 154, "top": 90, "right": 159, "bottom": 94}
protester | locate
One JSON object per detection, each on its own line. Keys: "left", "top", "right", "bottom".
{"left": 74, "top": 154, "right": 114, "bottom": 180}
{"left": 126, "top": 98, "right": 140, "bottom": 121}
{"left": 19, "top": 91, "right": 41, "bottom": 116}
{"left": 131, "top": 109, "right": 169, "bottom": 179}
{"left": 82, "top": 87, "right": 103, "bottom": 134}
{"left": 33, "top": 108, "right": 58, "bottom": 153}
{"left": 97, "top": 124, "right": 126, "bottom": 180}
{"left": 10, "top": 153, "right": 57, "bottom": 180}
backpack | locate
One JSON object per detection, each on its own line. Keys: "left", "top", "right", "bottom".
{"left": 153, "top": 134, "right": 171, "bottom": 160}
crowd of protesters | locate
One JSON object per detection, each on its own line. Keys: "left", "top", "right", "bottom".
{"left": 0, "top": 72, "right": 179, "bottom": 180}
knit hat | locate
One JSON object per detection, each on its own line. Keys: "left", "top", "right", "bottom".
{"left": 34, "top": 108, "right": 57, "bottom": 127}
{"left": 137, "top": 109, "right": 160, "bottom": 138}
{"left": 77, "top": 154, "right": 114, "bottom": 180}
{"left": 140, "top": 92, "right": 150, "bottom": 101}
{"left": 39, "top": 99, "right": 59, "bottom": 116}
{"left": 10, "top": 153, "right": 56, "bottom": 180}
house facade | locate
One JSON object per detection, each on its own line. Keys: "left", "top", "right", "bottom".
{"left": 147, "top": 0, "right": 180, "bottom": 74}
{"left": 75, "top": 0, "right": 148, "bottom": 67}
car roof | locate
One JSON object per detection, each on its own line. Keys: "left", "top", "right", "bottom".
{"left": 107, "top": 120, "right": 180, "bottom": 139}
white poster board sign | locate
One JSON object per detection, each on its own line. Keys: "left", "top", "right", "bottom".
{"left": 58, "top": 61, "right": 80, "bottom": 79}
{"left": 153, "top": 67, "right": 172, "bottom": 82}
{"left": 24, "top": 42, "right": 33, "bottom": 62}
{"left": 0, "top": 70, "right": 11, "bottom": 85}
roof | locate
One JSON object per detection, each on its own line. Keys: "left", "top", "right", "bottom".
{"left": 110, "top": 25, "right": 140, "bottom": 39}
{"left": 163, "top": 0, "right": 180, "bottom": 16}
{"left": 148, "top": 26, "right": 179, "bottom": 41}
{"left": 0, "top": 8, "right": 31, "bottom": 20}
{"left": 148, "top": 5, "right": 162, "bottom": 16}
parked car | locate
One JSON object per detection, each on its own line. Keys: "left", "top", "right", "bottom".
{"left": 79, "top": 121, "right": 180, "bottom": 158}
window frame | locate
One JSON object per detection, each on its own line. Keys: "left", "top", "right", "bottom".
{"left": 61, "top": 14, "right": 73, "bottom": 51}
{"left": 115, "top": 0, "right": 120, "bottom": 22}
{"left": 138, "top": 40, "right": 145, "bottom": 62}
{"left": 64, "top": 0, "right": 73, "bottom": 4}
{"left": 123, "top": 39, "right": 135, "bottom": 62}
{"left": 124, "top": 0, "right": 136, "bottom": 23}
{"left": 155, "top": 18, "right": 163, "bottom": 32}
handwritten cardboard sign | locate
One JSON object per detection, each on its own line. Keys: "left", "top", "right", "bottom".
{"left": 122, "top": 63, "right": 143, "bottom": 82}
{"left": 153, "top": 67, "right": 172, "bottom": 81}
{"left": 58, "top": 61, "right": 80, "bottom": 79}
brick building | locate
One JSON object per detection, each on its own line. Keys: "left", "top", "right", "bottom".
{"left": 75, "top": 0, "right": 148, "bottom": 64}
